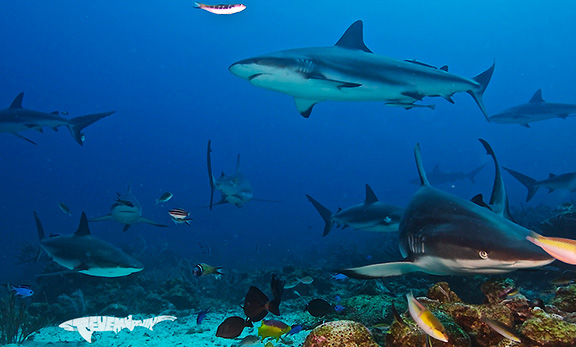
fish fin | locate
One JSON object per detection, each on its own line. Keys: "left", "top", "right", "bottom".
{"left": 74, "top": 212, "right": 91, "bottom": 236}
{"left": 12, "top": 133, "right": 37, "bottom": 145}
{"left": 334, "top": 20, "right": 372, "bottom": 53}
{"left": 305, "top": 74, "right": 361, "bottom": 89}
{"left": 66, "top": 111, "right": 115, "bottom": 145}
{"left": 294, "top": 98, "right": 320, "bottom": 118}
{"left": 529, "top": 89, "right": 545, "bottom": 103}
{"left": 305, "top": 194, "right": 334, "bottom": 236}
{"left": 89, "top": 214, "right": 113, "bottom": 222}
{"left": 123, "top": 224, "right": 131, "bottom": 232}
{"left": 401, "top": 91, "right": 424, "bottom": 101}
{"left": 34, "top": 212, "right": 45, "bottom": 240}
{"left": 365, "top": 184, "right": 379, "bottom": 204}
{"left": 138, "top": 217, "right": 168, "bottom": 228}
{"left": 193, "top": 2, "right": 201, "bottom": 8}
{"left": 340, "top": 261, "right": 421, "bottom": 279}
{"left": 440, "top": 65, "right": 449, "bottom": 72}
{"left": 414, "top": 144, "right": 430, "bottom": 186}
{"left": 9, "top": 92, "right": 24, "bottom": 109}
{"left": 443, "top": 95, "right": 455, "bottom": 104}
{"left": 467, "top": 61, "right": 495, "bottom": 121}
{"left": 503, "top": 167, "right": 539, "bottom": 202}
{"left": 471, "top": 194, "right": 491, "bottom": 210}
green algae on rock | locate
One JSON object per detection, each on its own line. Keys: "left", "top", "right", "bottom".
{"left": 550, "top": 284, "right": 576, "bottom": 313}
{"left": 520, "top": 308, "right": 576, "bottom": 347}
{"left": 303, "top": 320, "right": 378, "bottom": 347}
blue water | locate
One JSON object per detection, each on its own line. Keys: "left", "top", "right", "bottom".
{"left": 1, "top": 1, "right": 575, "bottom": 284}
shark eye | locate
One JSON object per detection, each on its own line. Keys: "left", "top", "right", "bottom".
{"left": 479, "top": 250, "right": 489, "bottom": 259}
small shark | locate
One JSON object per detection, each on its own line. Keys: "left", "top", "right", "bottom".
{"left": 340, "top": 141, "right": 553, "bottom": 279}
{"left": 0, "top": 92, "right": 114, "bottom": 145}
{"left": 489, "top": 89, "right": 576, "bottom": 127}
{"left": 91, "top": 184, "right": 168, "bottom": 231}
{"left": 207, "top": 140, "right": 278, "bottom": 209}
{"left": 306, "top": 184, "right": 403, "bottom": 236}
{"left": 229, "top": 20, "right": 494, "bottom": 119}
{"left": 409, "top": 164, "right": 485, "bottom": 185}
{"left": 504, "top": 167, "right": 576, "bottom": 202}
{"left": 35, "top": 211, "right": 143, "bottom": 277}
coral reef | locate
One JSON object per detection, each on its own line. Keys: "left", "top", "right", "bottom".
{"left": 0, "top": 292, "right": 52, "bottom": 344}
{"left": 303, "top": 320, "right": 378, "bottom": 347}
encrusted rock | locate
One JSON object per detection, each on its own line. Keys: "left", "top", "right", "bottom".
{"left": 303, "top": 320, "right": 378, "bottom": 347}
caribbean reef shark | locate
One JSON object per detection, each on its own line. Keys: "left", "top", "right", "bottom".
{"left": 91, "top": 184, "right": 168, "bottom": 231}
{"left": 489, "top": 89, "right": 576, "bottom": 127}
{"left": 409, "top": 163, "right": 485, "bottom": 186}
{"left": 35, "top": 211, "right": 143, "bottom": 277}
{"left": 207, "top": 140, "right": 278, "bottom": 209}
{"left": 0, "top": 92, "right": 114, "bottom": 145}
{"left": 306, "top": 184, "right": 403, "bottom": 236}
{"left": 341, "top": 140, "right": 553, "bottom": 279}
{"left": 504, "top": 167, "right": 576, "bottom": 202}
{"left": 229, "top": 20, "right": 494, "bottom": 119}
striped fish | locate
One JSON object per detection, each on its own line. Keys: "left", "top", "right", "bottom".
{"left": 168, "top": 208, "right": 194, "bottom": 226}
{"left": 406, "top": 292, "right": 448, "bottom": 342}
{"left": 194, "top": 2, "right": 246, "bottom": 15}
{"left": 527, "top": 231, "right": 576, "bottom": 265}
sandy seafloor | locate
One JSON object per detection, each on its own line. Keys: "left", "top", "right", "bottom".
{"left": 10, "top": 307, "right": 307, "bottom": 347}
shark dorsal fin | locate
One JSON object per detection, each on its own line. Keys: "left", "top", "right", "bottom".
{"left": 75, "top": 212, "right": 91, "bottom": 236}
{"left": 414, "top": 144, "right": 430, "bottom": 186}
{"left": 529, "top": 89, "right": 545, "bottom": 103}
{"left": 334, "top": 20, "right": 372, "bottom": 53}
{"left": 10, "top": 92, "right": 24, "bottom": 109}
{"left": 440, "top": 65, "right": 449, "bottom": 72}
{"left": 236, "top": 154, "right": 241, "bottom": 173}
{"left": 549, "top": 173, "right": 557, "bottom": 178}
{"left": 365, "top": 184, "right": 379, "bottom": 204}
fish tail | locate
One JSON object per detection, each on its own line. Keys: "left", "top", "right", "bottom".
{"left": 467, "top": 61, "right": 495, "bottom": 121}
{"left": 67, "top": 111, "right": 115, "bottom": 145}
{"left": 193, "top": 2, "right": 202, "bottom": 8}
{"left": 305, "top": 194, "right": 334, "bottom": 236}
{"left": 503, "top": 167, "right": 539, "bottom": 202}
{"left": 267, "top": 297, "right": 281, "bottom": 316}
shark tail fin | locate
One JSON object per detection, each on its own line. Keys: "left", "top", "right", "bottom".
{"left": 503, "top": 167, "right": 539, "bottom": 202}
{"left": 66, "top": 111, "right": 115, "bottom": 145}
{"left": 305, "top": 194, "right": 334, "bottom": 237}
{"left": 339, "top": 261, "right": 421, "bottom": 279}
{"left": 468, "top": 62, "right": 495, "bottom": 122}
{"left": 207, "top": 140, "right": 215, "bottom": 210}
{"left": 414, "top": 144, "right": 430, "bottom": 186}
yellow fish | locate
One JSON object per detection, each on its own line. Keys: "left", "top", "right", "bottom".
{"left": 527, "top": 232, "right": 576, "bottom": 265}
{"left": 257, "top": 319, "right": 291, "bottom": 342}
{"left": 406, "top": 292, "right": 448, "bottom": 342}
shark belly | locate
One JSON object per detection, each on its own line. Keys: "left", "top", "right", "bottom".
{"left": 111, "top": 207, "right": 142, "bottom": 224}
{"left": 415, "top": 255, "right": 555, "bottom": 275}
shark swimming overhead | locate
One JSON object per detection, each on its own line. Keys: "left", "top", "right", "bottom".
{"left": 306, "top": 184, "right": 403, "bottom": 236}
{"left": 489, "top": 89, "right": 576, "bottom": 127}
{"left": 229, "top": 20, "right": 495, "bottom": 119}
{"left": 0, "top": 92, "right": 114, "bottom": 145}
{"left": 91, "top": 184, "right": 168, "bottom": 231}
{"left": 340, "top": 140, "right": 553, "bottom": 279}
{"left": 35, "top": 211, "right": 143, "bottom": 277}
{"left": 504, "top": 167, "right": 576, "bottom": 202}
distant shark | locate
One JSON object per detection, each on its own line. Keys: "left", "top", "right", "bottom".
{"left": 489, "top": 89, "right": 576, "bottom": 127}
{"left": 341, "top": 140, "right": 553, "bottom": 279}
{"left": 229, "top": 20, "right": 494, "bottom": 119}
{"left": 504, "top": 167, "right": 576, "bottom": 202}
{"left": 306, "top": 184, "right": 403, "bottom": 236}
{"left": 0, "top": 92, "right": 114, "bottom": 145}
{"left": 207, "top": 140, "right": 278, "bottom": 209}
{"left": 91, "top": 184, "right": 168, "bottom": 231}
{"left": 409, "top": 164, "right": 485, "bottom": 186}
{"left": 35, "top": 211, "right": 143, "bottom": 277}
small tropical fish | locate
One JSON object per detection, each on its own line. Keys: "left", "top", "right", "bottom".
{"left": 216, "top": 316, "right": 252, "bottom": 339}
{"left": 506, "top": 288, "right": 521, "bottom": 297}
{"left": 11, "top": 285, "right": 33, "bottom": 298}
{"left": 335, "top": 295, "right": 341, "bottom": 303}
{"left": 406, "top": 292, "right": 448, "bottom": 342}
{"left": 58, "top": 202, "right": 72, "bottom": 216}
{"left": 286, "top": 324, "right": 303, "bottom": 335}
{"left": 194, "top": 2, "right": 246, "bottom": 15}
{"left": 196, "top": 307, "right": 210, "bottom": 324}
{"left": 371, "top": 323, "right": 391, "bottom": 332}
{"left": 304, "top": 298, "right": 333, "bottom": 317}
{"left": 481, "top": 316, "right": 521, "bottom": 342}
{"left": 258, "top": 319, "right": 291, "bottom": 342}
{"left": 193, "top": 263, "right": 223, "bottom": 277}
{"left": 168, "top": 208, "right": 194, "bottom": 226}
{"left": 330, "top": 273, "right": 348, "bottom": 281}
{"left": 527, "top": 232, "right": 576, "bottom": 265}
{"left": 156, "top": 192, "right": 173, "bottom": 204}
{"left": 299, "top": 276, "right": 314, "bottom": 285}
{"left": 551, "top": 276, "right": 576, "bottom": 286}
{"left": 236, "top": 335, "right": 261, "bottom": 345}
{"left": 243, "top": 275, "right": 284, "bottom": 322}
{"left": 283, "top": 278, "right": 301, "bottom": 289}
{"left": 334, "top": 304, "right": 345, "bottom": 313}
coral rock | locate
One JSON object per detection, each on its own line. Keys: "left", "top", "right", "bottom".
{"left": 520, "top": 308, "right": 576, "bottom": 347}
{"left": 303, "top": 320, "right": 378, "bottom": 347}
{"left": 551, "top": 284, "right": 576, "bottom": 313}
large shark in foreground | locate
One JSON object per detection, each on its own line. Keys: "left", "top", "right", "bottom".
{"left": 504, "top": 167, "right": 576, "bottom": 202}
{"left": 0, "top": 92, "right": 114, "bottom": 145}
{"left": 306, "top": 184, "right": 403, "bottom": 236}
{"left": 341, "top": 140, "right": 553, "bottom": 279}
{"left": 489, "top": 89, "right": 576, "bottom": 127}
{"left": 35, "top": 212, "right": 143, "bottom": 277}
{"left": 91, "top": 184, "right": 168, "bottom": 231}
{"left": 229, "top": 20, "right": 495, "bottom": 119}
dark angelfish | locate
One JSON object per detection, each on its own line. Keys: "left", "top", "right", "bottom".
{"left": 243, "top": 274, "right": 284, "bottom": 322}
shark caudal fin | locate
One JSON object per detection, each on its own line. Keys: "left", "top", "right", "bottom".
{"left": 305, "top": 194, "right": 334, "bottom": 237}
{"left": 414, "top": 144, "right": 430, "bottom": 186}
{"left": 207, "top": 140, "right": 215, "bottom": 210}
{"left": 339, "top": 261, "right": 422, "bottom": 279}
{"left": 468, "top": 62, "right": 495, "bottom": 122}
{"left": 503, "top": 167, "right": 540, "bottom": 202}
{"left": 478, "top": 139, "right": 515, "bottom": 221}
{"left": 66, "top": 111, "right": 115, "bottom": 145}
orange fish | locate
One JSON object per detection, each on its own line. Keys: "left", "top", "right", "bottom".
{"left": 527, "top": 232, "right": 576, "bottom": 265}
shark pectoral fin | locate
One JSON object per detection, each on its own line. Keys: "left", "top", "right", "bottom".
{"left": 89, "top": 215, "right": 113, "bottom": 222}
{"left": 138, "top": 217, "right": 168, "bottom": 228}
{"left": 339, "top": 261, "right": 421, "bottom": 279}
{"left": 294, "top": 98, "right": 321, "bottom": 118}
{"left": 305, "top": 74, "right": 361, "bottom": 89}
{"left": 12, "top": 133, "right": 37, "bottom": 145}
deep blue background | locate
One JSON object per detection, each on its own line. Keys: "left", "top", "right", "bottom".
{"left": 1, "top": 1, "right": 575, "bottom": 282}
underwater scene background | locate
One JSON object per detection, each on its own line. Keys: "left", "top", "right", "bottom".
{"left": 1, "top": 1, "right": 576, "bottom": 346}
